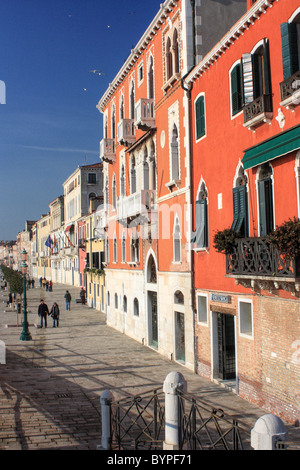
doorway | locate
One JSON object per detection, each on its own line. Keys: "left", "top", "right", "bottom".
{"left": 175, "top": 311, "right": 185, "bottom": 362}
{"left": 148, "top": 291, "right": 158, "bottom": 348}
{"left": 215, "top": 313, "right": 236, "bottom": 380}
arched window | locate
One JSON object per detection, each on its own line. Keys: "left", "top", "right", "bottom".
{"left": 120, "top": 164, "right": 125, "bottom": 197}
{"left": 173, "top": 29, "right": 180, "bottom": 74}
{"left": 173, "top": 217, "right": 181, "bottom": 262}
{"left": 281, "top": 14, "right": 300, "bottom": 80}
{"left": 143, "top": 147, "right": 149, "bottom": 190}
{"left": 112, "top": 175, "right": 117, "bottom": 209}
{"left": 104, "top": 116, "right": 108, "bottom": 139}
{"left": 147, "top": 255, "right": 157, "bottom": 283}
{"left": 122, "top": 232, "right": 126, "bottom": 263}
{"left": 257, "top": 163, "right": 274, "bottom": 236}
{"left": 120, "top": 94, "right": 124, "bottom": 120}
{"left": 166, "top": 37, "right": 173, "bottom": 80}
{"left": 131, "top": 156, "right": 136, "bottom": 194}
{"left": 134, "top": 298, "right": 139, "bottom": 316}
{"left": 192, "top": 181, "right": 208, "bottom": 249}
{"left": 148, "top": 55, "right": 154, "bottom": 99}
{"left": 111, "top": 105, "right": 116, "bottom": 139}
{"left": 171, "top": 124, "right": 179, "bottom": 181}
{"left": 232, "top": 165, "right": 249, "bottom": 237}
{"left": 105, "top": 237, "right": 110, "bottom": 264}
{"left": 123, "top": 295, "right": 127, "bottom": 313}
{"left": 130, "top": 81, "right": 135, "bottom": 119}
{"left": 113, "top": 234, "right": 117, "bottom": 262}
{"left": 174, "top": 290, "right": 184, "bottom": 305}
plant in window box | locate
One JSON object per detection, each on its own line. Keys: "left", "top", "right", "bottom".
{"left": 267, "top": 217, "right": 300, "bottom": 273}
{"left": 213, "top": 228, "right": 239, "bottom": 255}
{"left": 84, "top": 267, "right": 90, "bottom": 273}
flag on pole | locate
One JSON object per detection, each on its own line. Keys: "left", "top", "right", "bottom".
{"left": 45, "top": 235, "right": 53, "bottom": 248}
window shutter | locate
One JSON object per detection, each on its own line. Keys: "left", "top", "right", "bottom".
{"left": 231, "top": 63, "right": 243, "bottom": 115}
{"left": 263, "top": 38, "right": 272, "bottom": 96}
{"left": 281, "top": 23, "right": 299, "bottom": 80}
{"left": 196, "top": 96, "right": 205, "bottom": 139}
{"left": 231, "top": 188, "right": 240, "bottom": 232}
{"left": 242, "top": 53, "right": 254, "bottom": 104}
{"left": 258, "top": 180, "right": 267, "bottom": 236}
{"left": 231, "top": 186, "right": 248, "bottom": 237}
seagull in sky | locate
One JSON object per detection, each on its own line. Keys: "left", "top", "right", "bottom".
{"left": 89, "top": 70, "right": 106, "bottom": 76}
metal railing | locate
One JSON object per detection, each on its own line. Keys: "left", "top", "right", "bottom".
{"left": 280, "top": 70, "right": 300, "bottom": 102}
{"left": 177, "top": 390, "right": 251, "bottom": 450}
{"left": 226, "top": 237, "right": 298, "bottom": 278}
{"left": 110, "top": 388, "right": 165, "bottom": 450}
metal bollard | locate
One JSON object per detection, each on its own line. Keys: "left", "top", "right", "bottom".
{"left": 99, "top": 390, "right": 114, "bottom": 450}
{"left": 251, "top": 414, "right": 288, "bottom": 450}
{"left": 163, "top": 371, "right": 187, "bottom": 450}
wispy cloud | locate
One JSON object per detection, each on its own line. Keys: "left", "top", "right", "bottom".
{"left": 18, "top": 145, "right": 99, "bottom": 155}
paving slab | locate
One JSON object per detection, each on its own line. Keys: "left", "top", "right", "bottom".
{"left": 0, "top": 282, "right": 299, "bottom": 450}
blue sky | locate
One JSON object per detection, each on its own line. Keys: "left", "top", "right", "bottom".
{"left": 0, "top": 0, "right": 162, "bottom": 240}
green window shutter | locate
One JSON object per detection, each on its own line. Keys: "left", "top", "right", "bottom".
{"left": 252, "top": 52, "right": 261, "bottom": 99}
{"left": 231, "top": 186, "right": 248, "bottom": 237}
{"left": 263, "top": 38, "right": 272, "bottom": 96}
{"left": 281, "top": 22, "right": 299, "bottom": 80}
{"left": 231, "top": 63, "right": 242, "bottom": 115}
{"left": 195, "top": 96, "right": 205, "bottom": 139}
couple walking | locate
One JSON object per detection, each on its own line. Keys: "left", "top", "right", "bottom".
{"left": 38, "top": 300, "right": 59, "bottom": 328}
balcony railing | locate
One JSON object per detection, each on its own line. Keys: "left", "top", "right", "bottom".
{"left": 100, "top": 138, "right": 116, "bottom": 164}
{"left": 226, "top": 237, "right": 298, "bottom": 279}
{"left": 118, "top": 119, "right": 136, "bottom": 147}
{"left": 280, "top": 70, "right": 300, "bottom": 109}
{"left": 243, "top": 94, "right": 273, "bottom": 130}
{"left": 135, "top": 98, "right": 155, "bottom": 130}
{"left": 117, "top": 189, "right": 156, "bottom": 224}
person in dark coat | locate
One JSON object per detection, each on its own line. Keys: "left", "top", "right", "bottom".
{"left": 80, "top": 288, "right": 86, "bottom": 305}
{"left": 64, "top": 290, "right": 71, "bottom": 310}
{"left": 38, "top": 299, "right": 49, "bottom": 328}
{"left": 49, "top": 302, "right": 60, "bottom": 328}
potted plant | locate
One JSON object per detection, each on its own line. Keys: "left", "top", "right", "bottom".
{"left": 267, "top": 217, "right": 300, "bottom": 274}
{"left": 213, "top": 227, "right": 238, "bottom": 255}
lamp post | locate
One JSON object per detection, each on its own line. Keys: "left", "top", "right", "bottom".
{"left": 20, "top": 249, "right": 32, "bottom": 341}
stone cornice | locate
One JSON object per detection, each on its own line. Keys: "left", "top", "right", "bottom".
{"left": 185, "top": 0, "right": 277, "bottom": 85}
{"left": 97, "top": 0, "right": 179, "bottom": 113}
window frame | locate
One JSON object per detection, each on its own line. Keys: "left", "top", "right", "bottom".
{"left": 194, "top": 93, "right": 206, "bottom": 141}
{"left": 238, "top": 298, "right": 254, "bottom": 339}
{"left": 197, "top": 293, "right": 208, "bottom": 325}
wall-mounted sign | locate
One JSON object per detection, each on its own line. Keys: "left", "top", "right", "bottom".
{"left": 209, "top": 293, "right": 230, "bottom": 303}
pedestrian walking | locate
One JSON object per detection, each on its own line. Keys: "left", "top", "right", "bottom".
{"left": 64, "top": 290, "right": 71, "bottom": 310}
{"left": 49, "top": 302, "right": 60, "bottom": 328}
{"left": 39, "top": 276, "right": 42, "bottom": 287}
{"left": 32, "top": 279, "right": 35, "bottom": 288}
{"left": 6, "top": 293, "right": 12, "bottom": 308}
{"left": 80, "top": 287, "right": 86, "bottom": 305}
{"left": 49, "top": 280, "right": 53, "bottom": 292}
{"left": 38, "top": 299, "right": 49, "bottom": 328}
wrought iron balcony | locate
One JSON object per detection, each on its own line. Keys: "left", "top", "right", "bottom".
{"left": 135, "top": 98, "right": 155, "bottom": 130}
{"left": 116, "top": 189, "right": 156, "bottom": 225}
{"left": 100, "top": 138, "right": 116, "bottom": 164}
{"left": 117, "top": 119, "right": 136, "bottom": 147}
{"left": 243, "top": 94, "right": 273, "bottom": 130}
{"left": 226, "top": 237, "right": 300, "bottom": 293}
{"left": 280, "top": 70, "right": 300, "bottom": 109}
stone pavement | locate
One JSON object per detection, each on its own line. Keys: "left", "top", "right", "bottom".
{"left": 0, "top": 281, "right": 299, "bottom": 450}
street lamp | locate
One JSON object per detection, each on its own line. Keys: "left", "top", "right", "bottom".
{"left": 20, "top": 249, "right": 32, "bottom": 341}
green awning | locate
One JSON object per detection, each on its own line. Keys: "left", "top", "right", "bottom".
{"left": 242, "top": 125, "right": 300, "bottom": 170}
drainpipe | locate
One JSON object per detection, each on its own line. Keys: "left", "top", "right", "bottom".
{"left": 181, "top": 0, "right": 197, "bottom": 373}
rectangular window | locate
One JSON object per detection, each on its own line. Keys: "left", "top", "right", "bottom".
{"left": 197, "top": 294, "right": 208, "bottom": 323}
{"left": 88, "top": 173, "right": 97, "bottom": 184}
{"left": 239, "top": 300, "right": 253, "bottom": 338}
{"left": 195, "top": 95, "right": 205, "bottom": 140}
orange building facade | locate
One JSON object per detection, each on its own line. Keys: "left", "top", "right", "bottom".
{"left": 97, "top": 0, "right": 247, "bottom": 370}
{"left": 186, "top": 0, "right": 300, "bottom": 423}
